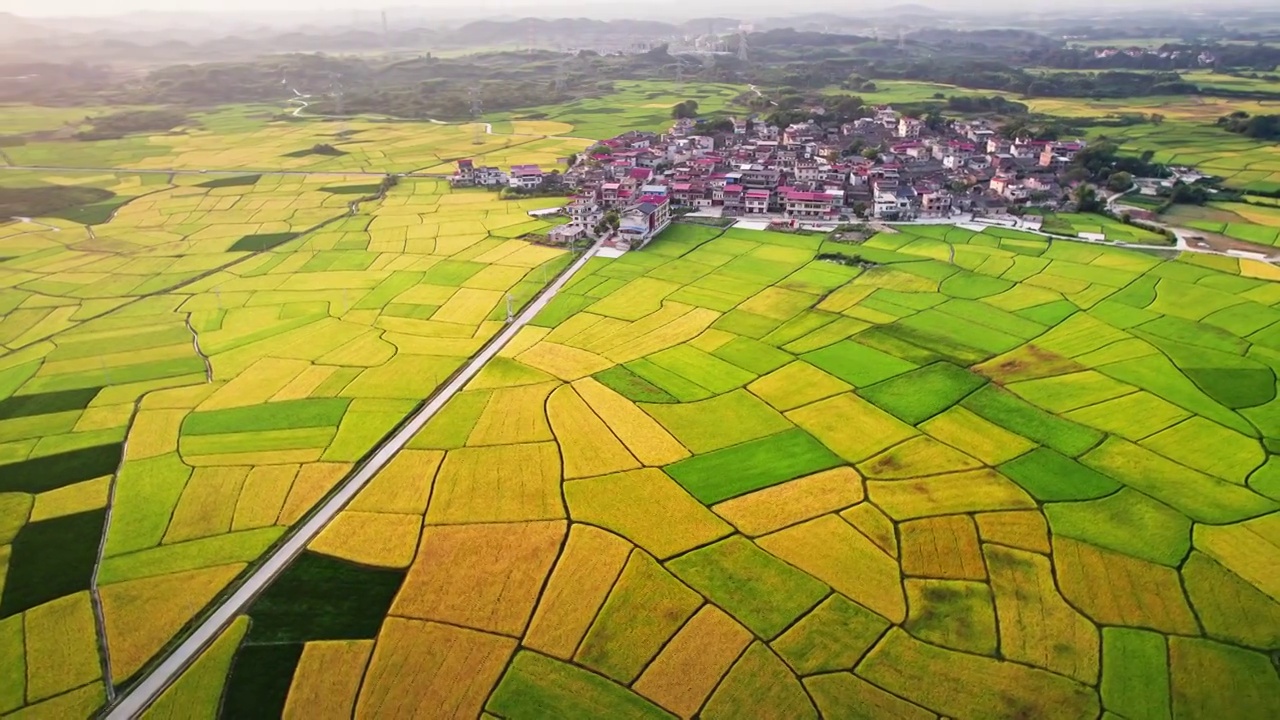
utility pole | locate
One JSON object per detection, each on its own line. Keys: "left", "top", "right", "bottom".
{"left": 505, "top": 294, "right": 514, "bottom": 322}
{"left": 737, "top": 32, "right": 749, "bottom": 63}
{"left": 675, "top": 62, "right": 684, "bottom": 92}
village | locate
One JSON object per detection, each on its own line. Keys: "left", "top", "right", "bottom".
{"left": 452, "top": 104, "right": 1092, "bottom": 250}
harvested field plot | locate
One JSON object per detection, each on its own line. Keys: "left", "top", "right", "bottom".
{"left": 19, "top": 205, "right": 1280, "bottom": 719}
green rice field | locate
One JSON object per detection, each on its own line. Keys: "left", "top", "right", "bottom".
{"left": 2, "top": 95, "right": 1280, "bottom": 720}
{"left": 103, "top": 220, "right": 1280, "bottom": 720}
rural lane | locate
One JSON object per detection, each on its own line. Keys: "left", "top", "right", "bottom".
{"left": 103, "top": 238, "right": 603, "bottom": 719}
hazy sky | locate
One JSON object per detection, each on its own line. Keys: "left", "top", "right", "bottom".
{"left": 0, "top": 0, "right": 1144, "bottom": 18}
{"left": 2, "top": 0, "right": 1251, "bottom": 17}
{"left": 9, "top": 0, "right": 394, "bottom": 15}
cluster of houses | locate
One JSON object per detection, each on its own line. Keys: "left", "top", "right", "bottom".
{"left": 451, "top": 104, "right": 1090, "bottom": 250}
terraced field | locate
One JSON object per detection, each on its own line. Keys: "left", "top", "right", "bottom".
{"left": 142, "top": 222, "right": 1280, "bottom": 719}
{"left": 0, "top": 160, "right": 572, "bottom": 716}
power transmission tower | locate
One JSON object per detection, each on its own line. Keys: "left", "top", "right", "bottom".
{"left": 381, "top": 10, "right": 389, "bottom": 49}
{"left": 737, "top": 32, "right": 749, "bottom": 63}
{"left": 554, "top": 57, "right": 568, "bottom": 94}
{"left": 329, "top": 72, "right": 344, "bottom": 116}
{"left": 470, "top": 89, "right": 484, "bottom": 145}
{"left": 899, "top": 31, "right": 906, "bottom": 52}
{"left": 675, "top": 62, "right": 684, "bottom": 92}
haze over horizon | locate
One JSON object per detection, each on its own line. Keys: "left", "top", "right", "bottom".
{"left": 3, "top": 0, "right": 1266, "bottom": 19}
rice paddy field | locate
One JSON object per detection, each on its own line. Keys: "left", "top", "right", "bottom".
{"left": 4, "top": 104, "right": 592, "bottom": 174}
{"left": 489, "top": 81, "right": 749, "bottom": 139}
{"left": 1023, "top": 211, "right": 1168, "bottom": 243}
{"left": 131, "top": 221, "right": 1280, "bottom": 719}
{"left": 0, "top": 122, "right": 575, "bottom": 714}
{"left": 1164, "top": 201, "right": 1280, "bottom": 247}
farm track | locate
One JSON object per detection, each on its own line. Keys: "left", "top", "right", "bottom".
{"left": 102, "top": 238, "right": 605, "bottom": 719}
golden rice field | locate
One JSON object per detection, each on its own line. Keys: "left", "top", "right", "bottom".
{"left": 0, "top": 115, "right": 575, "bottom": 713}
{"left": 4, "top": 96, "right": 1280, "bottom": 719}
{"left": 3, "top": 104, "right": 591, "bottom": 174}
{"left": 143, "top": 221, "right": 1280, "bottom": 720}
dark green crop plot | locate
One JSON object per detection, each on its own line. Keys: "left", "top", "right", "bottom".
{"left": 668, "top": 536, "right": 829, "bottom": 638}
{"left": 229, "top": 232, "right": 299, "bottom": 252}
{"left": 319, "top": 183, "right": 381, "bottom": 194}
{"left": 1000, "top": 447, "right": 1123, "bottom": 502}
{"left": 963, "top": 385, "right": 1103, "bottom": 457}
{"left": 219, "top": 643, "right": 303, "bottom": 720}
{"left": 196, "top": 174, "right": 262, "bottom": 189}
{"left": 182, "top": 398, "right": 351, "bottom": 436}
{"left": 0, "top": 185, "right": 115, "bottom": 220}
{"left": 0, "top": 386, "right": 101, "bottom": 421}
{"left": 0, "top": 509, "right": 105, "bottom": 617}
{"left": 861, "top": 362, "right": 987, "bottom": 424}
{"left": 593, "top": 365, "right": 678, "bottom": 404}
{"left": 666, "top": 428, "right": 843, "bottom": 504}
{"left": 244, "top": 551, "right": 405, "bottom": 643}
{"left": 803, "top": 339, "right": 918, "bottom": 388}
{"left": 0, "top": 443, "right": 123, "bottom": 494}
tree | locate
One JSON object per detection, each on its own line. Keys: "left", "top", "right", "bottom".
{"left": 1107, "top": 171, "right": 1134, "bottom": 192}
{"left": 861, "top": 146, "right": 880, "bottom": 161}
{"left": 1064, "top": 167, "right": 1091, "bottom": 184}
{"left": 1073, "top": 183, "right": 1102, "bottom": 213}
{"left": 672, "top": 100, "right": 699, "bottom": 119}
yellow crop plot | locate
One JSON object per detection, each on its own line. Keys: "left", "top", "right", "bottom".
{"left": 571, "top": 377, "right": 689, "bottom": 465}
{"left": 426, "top": 443, "right": 563, "bottom": 524}
{"left": 633, "top": 606, "right": 753, "bottom": 717}
{"left": 713, "top": 466, "right": 864, "bottom": 537}
{"left": 524, "top": 525, "right": 634, "bottom": 659}
{"left": 547, "top": 385, "right": 639, "bottom": 479}
{"left": 516, "top": 342, "right": 614, "bottom": 380}
{"left": 465, "top": 381, "right": 556, "bottom": 446}
{"left": 22, "top": 592, "right": 102, "bottom": 702}
{"left": 309, "top": 511, "right": 420, "bottom": 568}
{"left": 575, "top": 550, "right": 703, "bottom": 683}
{"left": 565, "top": 468, "right": 731, "bottom": 559}
{"left": 391, "top": 520, "right": 565, "bottom": 636}
{"left": 282, "top": 640, "right": 373, "bottom": 720}
{"left": 899, "top": 515, "right": 986, "bottom": 581}
{"left": 985, "top": 545, "right": 1098, "bottom": 684}
{"left": 100, "top": 563, "right": 246, "bottom": 680}
{"left": 355, "top": 618, "right": 515, "bottom": 718}
{"left": 759, "top": 515, "right": 905, "bottom": 623}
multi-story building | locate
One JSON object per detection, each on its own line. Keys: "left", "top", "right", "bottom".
{"left": 508, "top": 165, "right": 544, "bottom": 190}
{"left": 617, "top": 194, "right": 672, "bottom": 248}
{"left": 744, "top": 189, "right": 771, "bottom": 214}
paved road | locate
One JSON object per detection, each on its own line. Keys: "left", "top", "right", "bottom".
{"left": 103, "top": 239, "right": 602, "bottom": 719}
